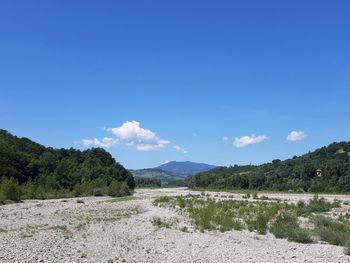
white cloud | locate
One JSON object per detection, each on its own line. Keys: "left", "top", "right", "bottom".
{"left": 287, "top": 130, "right": 307, "bottom": 141}
{"left": 81, "top": 139, "right": 94, "bottom": 146}
{"left": 79, "top": 120, "right": 170, "bottom": 151}
{"left": 233, "top": 134, "right": 267, "bottom": 148}
{"left": 173, "top": 145, "right": 188, "bottom": 154}
{"left": 94, "top": 137, "right": 119, "bottom": 148}
{"left": 80, "top": 137, "right": 118, "bottom": 148}
{"left": 80, "top": 121, "right": 169, "bottom": 151}
{"left": 222, "top": 136, "right": 229, "bottom": 144}
{"left": 107, "top": 120, "right": 170, "bottom": 151}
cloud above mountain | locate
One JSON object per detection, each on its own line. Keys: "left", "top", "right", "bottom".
{"left": 287, "top": 130, "right": 307, "bottom": 141}
{"left": 80, "top": 120, "right": 170, "bottom": 151}
{"left": 233, "top": 134, "right": 267, "bottom": 148}
{"left": 173, "top": 145, "right": 188, "bottom": 154}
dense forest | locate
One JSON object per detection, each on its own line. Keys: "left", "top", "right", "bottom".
{"left": 0, "top": 129, "right": 135, "bottom": 202}
{"left": 189, "top": 142, "right": 350, "bottom": 193}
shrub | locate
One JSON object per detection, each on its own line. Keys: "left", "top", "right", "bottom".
{"left": 151, "top": 217, "right": 172, "bottom": 228}
{"left": 270, "top": 212, "right": 312, "bottom": 243}
{"left": 244, "top": 203, "right": 281, "bottom": 234}
{"left": 0, "top": 178, "right": 21, "bottom": 202}
{"left": 93, "top": 188, "right": 104, "bottom": 196}
{"left": 345, "top": 241, "right": 350, "bottom": 256}
{"left": 180, "top": 226, "right": 189, "bottom": 233}
{"left": 107, "top": 181, "right": 130, "bottom": 197}
{"left": 0, "top": 191, "right": 5, "bottom": 204}
{"left": 153, "top": 196, "right": 172, "bottom": 206}
{"left": 296, "top": 195, "right": 340, "bottom": 217}
{"left": 243, "top": 193, "right": 250, "bottom": 199}
{"left": 73, "top": 184, "right": 83, "bottom": 197}
{"left": 314, "top": 216, "right": 350, "bottom": 247}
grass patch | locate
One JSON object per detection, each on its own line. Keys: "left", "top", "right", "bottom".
{"left": 151, "top": 217, "right": 172, "bottom": 228}
{"left": 153, "top": 196, "right": 172, "bottom": 205}
{"left": 106, "top": 196, "right": 137, "bottom": 203}
{"left": 180, "top": 226, "right": 189, "bottom": 233}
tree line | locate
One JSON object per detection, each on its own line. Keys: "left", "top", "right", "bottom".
{"left": 0, "top": 129, "right": 135, "bottom": 202}
{"left": 189, "top": 142, "right": 350, "bottom": 193}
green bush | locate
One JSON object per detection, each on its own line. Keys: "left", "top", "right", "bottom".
{"left": 93, "top": 188, "right": 104, "bottom": 196}
{"left": 73, "top": 184, "right": 83, "bottom": 197}
{"left": 0, "top": 178, "right": 21, "bottom": 202}
{"left": 107, "top": 181, "right": 130, "bottom": 197}
{"left": 24, "top": 180, "right": 38, "bottom": 199}
{"left": 270, "top": 212, "right": 312, "bottom": 243}
{"left": 315, "top": 216, "right": 350, "bottom": 247}
{"left": 153, "top": 196, "right": 172, "bottom": 206}
{"left": 345, "top": 241, "right": 350, "bottom": 256}
{"left": 296, "top": 195, "right": 340, "bottom": 217}
{"left": 151, "top": 217, "right": 172, "bottom": 228}
{"left": 0, "top": 192, "right": 5, "bottom": 203}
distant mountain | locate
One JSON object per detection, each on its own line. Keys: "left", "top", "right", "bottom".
{"left": 131, "top": 161, "right": 217, "bottom": 184}
{"left": 156, "top": 161, "right": 217, "bottom": 175}
{"left": 131, "top": 168, "right": 188, "bottom": 184}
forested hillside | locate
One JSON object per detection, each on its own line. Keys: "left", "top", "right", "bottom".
{"left": 189, "top": 142, "right": 350, "bottom": 193}
{"left": 0, "top": 129, "right": 134, "bottom": 201}
{"left": 131, "top": 168, "right": 189, "bottom": 184}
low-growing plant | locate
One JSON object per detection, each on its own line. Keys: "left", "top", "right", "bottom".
{"left": 0, "top": 192, "right": 5, "bottom": 204}
{"left": 93, "top": 188, "right": 104, "bottom": 197}
{"left": 151, "top": 217, "right": 172, "bottom": 228}
{"left": 314, "top": 216, "right": 350, "bottom": 247}
{"left": 107, "top": 196, "right": 136, "bottom": 203}
{"left": 180, "top": 226, "right": 189, "bottom": 233}
{"left": 295, "top": 195, "right": 340, "bottom": 217}
{"left": 244, "top": 203, "right": 280, "bottom": 234}
{"left": 0, "top": 178, "right": 21, "bottom": 202}
{"left": 153, "top": 196, "right": 172, "bottom": 206}
{"left": 107, "top": 181, "right": 130, "bottom": 197}
{"left": 345, "top": 241, "right": 350, "bottom": 256}
{"left": 242, "top": 193, "right": 250, "bottom": 199}
{"left": 152, "top": 194, "right": 349, "bottom": 254}
{"left": 270, "top": 212, "right": 312, "bottom": 243}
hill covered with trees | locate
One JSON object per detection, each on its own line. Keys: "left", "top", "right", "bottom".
{"left": 131, "top": 168, "right": 189, "bottom": 184}
{"left": 0, "top": 129, "right": 135, "bottom": 202}
{"left": 189, "top": 142, "right": 350, "bottom": 193}
{"left": 132, "top": 161, "right": 217, "bottom": 184}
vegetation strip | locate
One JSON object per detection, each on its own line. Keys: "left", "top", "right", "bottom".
{"left": 153, "top": 194, "right": 350, "bottom": 255}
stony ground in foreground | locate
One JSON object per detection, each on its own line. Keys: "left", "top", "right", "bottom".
{"left": 1, "top": 188, "right": 350, "bottom": 263}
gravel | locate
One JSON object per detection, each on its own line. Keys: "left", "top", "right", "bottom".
{"left": 0, "top": 188, "right": 349, "bottom": 263}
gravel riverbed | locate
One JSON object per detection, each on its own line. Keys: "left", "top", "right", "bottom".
{"left": 1, "top": 188, "right": 350, "bottom": 263}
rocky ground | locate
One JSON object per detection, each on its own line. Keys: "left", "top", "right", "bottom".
{"left": 1, "top": 188, "right": 350, "bottom": 263}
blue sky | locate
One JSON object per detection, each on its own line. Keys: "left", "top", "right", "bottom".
{"left": 1, "top": 1, "right": 349, "bottom": 169}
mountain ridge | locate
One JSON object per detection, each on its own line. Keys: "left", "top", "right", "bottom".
{"left": 132, "top": 161, "right": 218, "bottom": 184}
